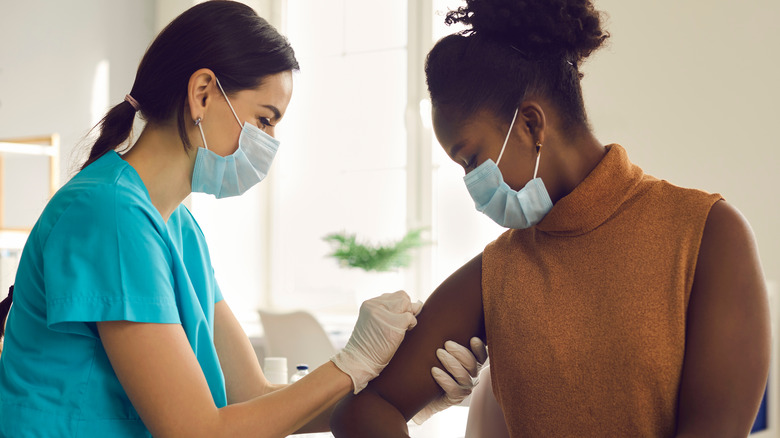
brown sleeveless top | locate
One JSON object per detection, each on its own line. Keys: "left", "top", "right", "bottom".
{"left": 482, "top": 144, "right": 722, "bottom": 437}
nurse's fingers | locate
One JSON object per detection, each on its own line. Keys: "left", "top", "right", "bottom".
{"left": 444, "top": 340, "right": 481, "bottom": 377}
{"left": 469, "top": 337, "right": 489, "bottom": 364}
{"left": 436, "top": 347, "right": 473, "bottom": 387}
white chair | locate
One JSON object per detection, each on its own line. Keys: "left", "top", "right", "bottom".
{"left": 257, "top": 309, "right": 338, "bottom": 378}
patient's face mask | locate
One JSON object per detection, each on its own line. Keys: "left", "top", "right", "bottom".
{"left": 463, "top": 108, "right": 553, "bottom": 229}
{"left": 191, "top": 77, "right": 280, "bottom": 199}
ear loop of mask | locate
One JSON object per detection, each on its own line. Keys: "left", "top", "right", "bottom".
{"left": 495, "top": 107, "right": 542, "bottom": 180}
{"left": 495, "top": 108, "right": 518, "bottom": 167}
{"left": 214, "top": 76, "right": 243, "bottom": 128}
{"left": 532, "top": 141, "right": 542, "bottom": 179}
{"left": 195, "top": 117, "right": 208, "bottom": 151}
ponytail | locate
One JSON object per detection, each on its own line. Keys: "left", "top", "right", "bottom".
{"left": 80, "top": 100, "right": 137, "bottom": 170}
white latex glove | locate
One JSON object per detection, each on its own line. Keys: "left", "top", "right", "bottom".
{"left": 412, "top": 337, "right": 488, "bottom": 425}
{"left": 331, "top": 290, "right": 423, "bottom": 394}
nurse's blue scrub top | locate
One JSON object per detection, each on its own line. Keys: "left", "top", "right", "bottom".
{"left": 0, "top": 151, "right": 227, "bottom": 436}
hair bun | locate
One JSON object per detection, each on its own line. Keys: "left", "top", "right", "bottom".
{"left": 446, "top": 0, "right": 609, "bottom": 63}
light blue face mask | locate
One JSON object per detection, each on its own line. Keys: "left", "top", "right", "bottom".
{"left": 191, "top": 77, "right": 280, "bottom": 199}
{"left": 464, "top": 107, "right": 553, "bottom": 229}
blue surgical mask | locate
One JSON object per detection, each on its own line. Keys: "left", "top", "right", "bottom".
{"left": 191, "top": 77, "right": 280, "bottom": 198}
{"left": 463, "top": 107, "right": 553, "bottom": 228}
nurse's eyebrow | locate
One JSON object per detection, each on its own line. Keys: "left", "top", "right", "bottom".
{"left": 261, "top": 104, "right": 282, "bottom": 121}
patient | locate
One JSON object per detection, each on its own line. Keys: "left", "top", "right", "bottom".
{"left": 329, "top": 0, "right": 769, "bottom": 436}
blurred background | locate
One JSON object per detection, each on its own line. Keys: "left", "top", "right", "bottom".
{"left": 1, "top": 1, "right": 779, "bottom": 436}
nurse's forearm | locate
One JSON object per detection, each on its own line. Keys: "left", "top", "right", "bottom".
{"left": 261, "top": 383, "right": 336, "bottom": 435}
{"left": 217, "top": 361, "right": 351, "bottom": 437}
{"left": 256, "top": 383, "right": 335, "bottom": 434}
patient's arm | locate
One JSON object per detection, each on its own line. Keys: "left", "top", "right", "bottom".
{"left": 330, "top": 253, "right": 485, "bottom": 437}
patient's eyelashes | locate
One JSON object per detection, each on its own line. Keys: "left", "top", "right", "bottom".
{"left": 456, "top": 154, "right": 479, "bottom": 174}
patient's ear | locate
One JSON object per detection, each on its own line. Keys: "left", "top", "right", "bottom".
{"left": 517, "top": 101, "right": 547, "bottom": 146}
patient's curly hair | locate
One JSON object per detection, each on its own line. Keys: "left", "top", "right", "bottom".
{"left": 426, "top": 0, "right": 609, "bottom": 131}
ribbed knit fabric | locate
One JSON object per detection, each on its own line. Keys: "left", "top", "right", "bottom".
{"left": 482, "top": 144, "right": 722, "bottom": 437}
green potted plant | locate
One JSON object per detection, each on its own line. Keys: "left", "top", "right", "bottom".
{"left": 323, "top": 228, "right": 429, "bottom": 305}
{"left": 323, "top": 228, "right": 427, "bottom": 272}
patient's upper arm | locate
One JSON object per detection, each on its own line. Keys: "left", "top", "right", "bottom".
{"left": 330, "top": 253, "right": 485, "bottom": 436}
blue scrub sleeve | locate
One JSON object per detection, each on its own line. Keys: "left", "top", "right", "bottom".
{"left": 43, "top": 186, "right": 180, "bottom": 337}
{"left": 214, "top": 279, "right": 224, "bottom": 304}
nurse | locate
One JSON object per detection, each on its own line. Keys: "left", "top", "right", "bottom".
{"left": 0, "top": 2, "right": 483, "bottom": 436}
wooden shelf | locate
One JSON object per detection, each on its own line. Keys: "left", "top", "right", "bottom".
{"left": 0, "top": 134, "right": 59, "bottom": 237}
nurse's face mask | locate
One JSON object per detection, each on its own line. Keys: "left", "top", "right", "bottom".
{"left": 463, "top": 107, "right": 553, "bottom": 229}
{"left": 191, "top": 76, "right": 280, "bottom": 198}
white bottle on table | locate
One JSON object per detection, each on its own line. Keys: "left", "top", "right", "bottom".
{"left": 290, "top": 364, "right": 309, "bottom": 383}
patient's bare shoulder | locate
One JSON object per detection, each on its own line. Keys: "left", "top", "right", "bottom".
{"left": 330, "top": 252, "right": 485, "bottom": 437}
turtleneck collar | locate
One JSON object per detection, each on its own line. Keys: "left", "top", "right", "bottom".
{"left": 534, "top": 144, "right": 644, "bottom": 236}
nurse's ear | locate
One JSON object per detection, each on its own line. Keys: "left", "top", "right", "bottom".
{"left": 186, "top": 68, "right": 217, "bottom": 123}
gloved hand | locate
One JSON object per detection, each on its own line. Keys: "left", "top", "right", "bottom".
{"left": 413, "top": 337, "right": 488, "bottom": 425}
{"left": 331, "top": 291, "right": 423, "bottom": 394}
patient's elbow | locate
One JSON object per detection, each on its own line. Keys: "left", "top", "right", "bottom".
{"left": 330, "top": 391, "right": 410, "bottom": 438}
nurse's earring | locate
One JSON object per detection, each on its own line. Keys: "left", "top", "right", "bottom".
{"left": 195, "top": 117, "right": 209, "bottom": 150}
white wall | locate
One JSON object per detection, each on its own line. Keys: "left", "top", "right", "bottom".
{"left": 0, "top": 0, "right": 155, "bottom": 181}
{"left": 0, "top": 0, "right": 153, "bottom": 210}
{"left": 582, "top": 0, "right": 780, "bottom": 289}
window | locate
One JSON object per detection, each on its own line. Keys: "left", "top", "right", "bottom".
{"left": 270, "top": 0, "right": 410, "bottom": 313}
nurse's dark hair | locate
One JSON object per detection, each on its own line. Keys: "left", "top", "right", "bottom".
{"left": 425, "top": 0, "right": 608, "bottom": 131}
{"left": 81, "top": 0, "right": 299, "bottom": 170}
